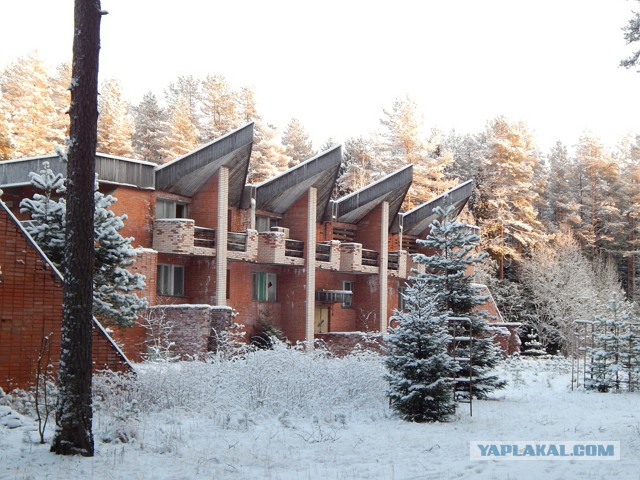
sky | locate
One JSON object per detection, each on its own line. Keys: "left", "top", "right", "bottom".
{"left": 1, "top": 0, "right": 640, "bottom": 153}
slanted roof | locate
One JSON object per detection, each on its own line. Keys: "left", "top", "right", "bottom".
{"left": 0, "top": 153, "right": 156, "bottom": 189}
{"left": 330, "top": 165, "right": 413, "bottom": 225}
{"left": 155, "top": 123, "right": 254, "bottom": 204}
{"left": 396, "top": 179, "right": 473, "bottom": 236}
{"left": 249, "top": 146, "right": 342, "bottom": 219}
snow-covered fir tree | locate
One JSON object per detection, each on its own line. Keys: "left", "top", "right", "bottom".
{"left": 282, "top": 118, "right": 315, "bottom": 168}
{"left": 97, "top": 78, "right": 134, "bottom": 157}
{"left": 416, "top": 203, "right": 505, "bottom": 399}
{"left": 132, "top": 91, "right": 167, "bottom": 164}
{"left": 20, "top": 163, "right": 147, "bottom": 327}
{"left": 588, "top": 292, "right": 636, "bottom": 392}
{"left": 386, "top": 285, "right": 457, "bottom": 422}
{"left": 18, "top": 162, "right": 66, "bottom": 265}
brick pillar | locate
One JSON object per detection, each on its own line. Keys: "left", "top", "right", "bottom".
{"left": 379, "top": 201, "right": 389, "bottom": 332}
{"left": 216, "top": 167, "right": 229, "bottom": 306}
{"left": 305, "top": 187, "right": 317, "bottom": 347}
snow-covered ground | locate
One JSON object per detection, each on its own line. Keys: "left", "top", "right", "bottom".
{"left": 1, "top": 351, "right": 639, "bottom": 480}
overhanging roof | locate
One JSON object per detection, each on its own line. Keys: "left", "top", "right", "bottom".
{"left": 396, "top": 179, "right": 473, "bottom": 236}
{"left": 155, "top": 123, "right": 254, "bottom": 204}
{"left": 248, "top": 146, "right": 342, "bottom": 218}
{"left": 330, "top": 165, "right": 413, "bottom": 225}
{"left": 0, "top": 153, "right": 156, "bottom": 189}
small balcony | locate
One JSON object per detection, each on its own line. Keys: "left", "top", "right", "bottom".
{"left": 256, "top": 231, "right": 305, "bottom": 266}
{"left": 316, "top": 241, "right": 341, "bottom": 271}
{"left": 228, "top": 232, "right": 248, "bottom": 252}
{"left": 285, "top": 239, "right": 304, "bottom": 258}
{"left": 361, "top": 249, "right": 379, "bottom": 267}
{"left": 227, "top": 229, "right": 259, "bottom": 261}
{"left": 153, "top": 219, "right": 215, "bottom": 256}
{"left": 339, "top": 243, "right": 379, "bottom": 273}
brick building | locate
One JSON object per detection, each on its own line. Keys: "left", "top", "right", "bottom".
{"left": 0, "top": 200, "right": 131, "bottom": 391}
{"left": 0, "top": 123, "right": 518, "bottom": 363}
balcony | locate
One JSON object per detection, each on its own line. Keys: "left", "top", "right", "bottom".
{"left": 152, "top": 219, "right": 215, "bottom": 256}
{"left": 285, "top": 239, "right": 304, "bottom": 258}
{"left": 227, "top": 230, "right": 259, "bottom": 261}
{"left": 338, "top": 243, "right": 378, "bottom": 273}
{"left": 361, "top": 249, "right": 379, "bottom": 267}
{"left": 256, "top": 231, "right": 304, "bottom": 266}
{"left": 228, "top": 232, "right": 247, "bottom": 252}
{"left": 388, "top": 251, "right": 399, "bottom": 270}
{"left": 194, "top": 227, "right": 215, "bottom": 248}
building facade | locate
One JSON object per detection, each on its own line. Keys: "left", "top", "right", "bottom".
{"left": 0, "top": 123, "right": 518, "bottom": 364}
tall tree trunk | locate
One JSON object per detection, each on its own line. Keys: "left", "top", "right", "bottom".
{"left": 50, "top": 0, "right": 103, "bottom": 457}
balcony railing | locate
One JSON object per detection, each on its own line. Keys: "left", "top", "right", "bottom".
{"left": 194, "top": 226, "right": 215, "bottom": 248}
{"left": 316, "top": 242, "right": 331, "bottom": 262}
{"left": 388, "top": 251, "right": 399, "bottom": 270}
{"left": 361, "top": 249, "right": 379, "bottom": 267}
{"left": 285, "top": 239, "right": 304, "bottom": 258}
{"left": 228, "top": 232, "right": 247, "bottom": 252}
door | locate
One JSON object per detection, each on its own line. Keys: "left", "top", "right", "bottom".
{"left": 314, "top": 307, "right": 329, "bottom": 334}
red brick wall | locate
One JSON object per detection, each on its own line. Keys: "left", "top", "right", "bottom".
{"left": 280, "top": 192, "right": 310, "bottom": 242}
{"left": 189, "top": 173, "right": 219, "bottom": 230}
{"left": 227, "top": 261, "right": 282, "bottom": 338}
{"left": 107, "top": 186, "right": 154, "bottom": 248}
{"left": 278, "top": 267, "right": 308, "bottom": 342}
{"left": 315, "top": 270, "right": 357, "bottom": 332}
{"left": 0, "top": 204, "right": 130, "bottom": 391}
{"left": 355, "top": 205, "right": 383, "bottom": 251}
{"left": 354, "top": 275, "right": 380, "bottom": 331}
{"left": 154, "top": 254, "right": 217, "bottom": 306}
{"left": 317, "top": 222, "right": 333, "bottom": 242}
{"left": 144, "top": 305, "right": 236, "bottom": 358}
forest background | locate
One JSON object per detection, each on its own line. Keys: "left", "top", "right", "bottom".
{"left": 0, "top": 50, "right": 639, "bottom": 352}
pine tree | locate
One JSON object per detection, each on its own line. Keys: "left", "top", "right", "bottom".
{"left": 248, "top": 119, "right": 290, "bottom": 183}
{"left": 0, "top": 100, "right": 13, "bottom": 160}
{"left": 161, "top": 94, "right": 199, "bottom": 161}
{"left": 474, "top": 116, "right": 544, "bottom": 279}
{"left": 573, "top": 133, "right": 625, "bottom": 256}
{"left": 386, "top": 286, "right": 457, "bottom": 422}
{"left": 200, "top": 74, "right": 238, "bottom": 141}
{"left": 540, "top": 141, "right": 581, "bottom": 229}
{"left": 132, "top": 91, "right": 167, "bottom": 164}
{"left": 50, "top": 62, "right": 72, "bottom": 143}
{"left": 417, "top": 204, "right": 505, "bottom": 399}
{"left": 335, "top": 136, "right": 377, "bottom": 198}
{"left": 20, "top": 163, "right": 147, "bottom": 327}
{"left": 50, "top": 0, "right": 101, "bottom": 456}
{"left": 164, "top": 74, "right": 201, "bottom": 141}
{"left": 376, "top": 96, "right": 437, "bottom": 208}
{"left": 282, "top": 117, "right": 315, "bottom": 167}
{"left": 0, "top": 51, "right": 61, "bottom": 157}
{"left": 97, "top": 78, "right": 134, "bottom": 157}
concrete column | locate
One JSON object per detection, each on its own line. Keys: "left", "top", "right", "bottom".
{"left": 215, "top": 166, "right": 229, "bottom": 306}
{"left": 305, "top": 187, "right": 317, "bottom": 347}
{"left": 379, "top": 201, "right": 389, "bottom": 332}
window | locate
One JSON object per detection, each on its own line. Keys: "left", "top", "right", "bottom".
{"left": 398, "top": 286, "right": 408, "bottom": 311}
{"left": 156, "top": 199, "right": 188, "bottom": 219}
{"left": 157, "top": 264, "right": 185, "bottom": 296}
{"left": 255, "top": 215, "right": 279, "bottom": 232}
{"left": 252, "top": 272, "right": 277, "bottom": 302}
{"left": 342, "top": 280, "right": 354, "bottom": 308}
